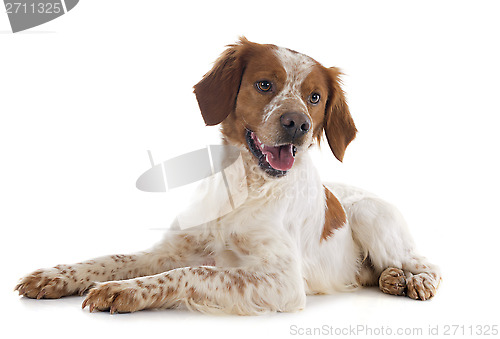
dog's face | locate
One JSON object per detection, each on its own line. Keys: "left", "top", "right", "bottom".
{"left": 194, "top": 38, "right": 357, "bottom": 177}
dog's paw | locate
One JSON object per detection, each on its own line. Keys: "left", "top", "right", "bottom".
{"left": 406, "top": 273, "right": 437, "bottom": 301}
{"left": 379, "top": 267, "right": 406, "bottom": 296}
{"left": 15, "top": 268, "right": 84, "bottom": 299}
{"left": 82, "top": 282, "right": 146, "bottom": 314}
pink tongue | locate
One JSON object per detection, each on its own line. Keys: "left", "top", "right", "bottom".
{"left": 262, "top": 144, "right": 295, "bottom": 171}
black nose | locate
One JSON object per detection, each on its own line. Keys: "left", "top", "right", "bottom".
{"left": 280, "top": 112, "right": 311, "bottom": 139}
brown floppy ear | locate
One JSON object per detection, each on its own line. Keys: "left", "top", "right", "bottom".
{"left": 322, "top": 67, "right": 357, "bottom": 162}
{"left": 193, "top": 40, "right": 247, "bottom": 126}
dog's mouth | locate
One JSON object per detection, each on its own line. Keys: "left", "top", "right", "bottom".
{"left": 245, "top": 129, "right": 297, "bottom": 177}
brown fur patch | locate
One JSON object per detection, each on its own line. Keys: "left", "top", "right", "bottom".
{"left": 321, "top": 186, "right": 347, "bottom": 241}
{"left": 317, "top": 67, "right": 357, "bottom": 162}
{"left": 194, "top": 38, "right": 254, "bottom": 126}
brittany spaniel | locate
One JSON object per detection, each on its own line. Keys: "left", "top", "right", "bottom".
{"left": 15, "top": 38, "right": 441, "bottom": 315}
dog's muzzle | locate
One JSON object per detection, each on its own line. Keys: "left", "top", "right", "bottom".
{"left": 245, "top": 129, "right": 297, "bottom": 177}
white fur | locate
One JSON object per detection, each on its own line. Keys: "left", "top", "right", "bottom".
{"left": 263, "top": 47, "right": 315, "bottom": 122}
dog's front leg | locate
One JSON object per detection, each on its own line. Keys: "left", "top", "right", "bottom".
{"left": 82, "top": 265, "right": 305, "bottom": 315}
{"left": 82, "top": 232, "right": 306, "bottom": 315}
{"left": 15, "top": 231, "right": 210, "bottom": 299}
{"left": 14, "top": 252, "right": 169, "bottom": 299}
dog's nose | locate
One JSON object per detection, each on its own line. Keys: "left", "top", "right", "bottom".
{"left": 280, "top": 112, "right": 311, "bottom": 139}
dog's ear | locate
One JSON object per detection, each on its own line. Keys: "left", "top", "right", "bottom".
{"left": 194, "top": 39, "right": 248, "bottom": 126}
{"left": 321, "top": 67, "right": 357, "bottom": 162}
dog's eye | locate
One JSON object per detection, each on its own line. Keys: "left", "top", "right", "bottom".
{"left": 309, "top": 93, "right": 321, "bottom": 105}
{"left": 256, "top": 80, "right": 272, "bottom": 92}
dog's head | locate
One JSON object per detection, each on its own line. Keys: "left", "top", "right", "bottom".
{"left": 194, "top": 38, "right": 357, "bottom": 177}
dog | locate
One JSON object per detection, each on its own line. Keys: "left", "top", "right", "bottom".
{"left": 15, "top": 38, "right": 441, "bottom": 315}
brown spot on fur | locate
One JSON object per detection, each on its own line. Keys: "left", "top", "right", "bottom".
{"left": 321, "top": 186, "right": 347, "bottom": 242}
{"left": 230, "top": 234, "right": 251, "bottom": 256}
{"left": 205, "top": 268, "right": 216, "bottom": 277}
{"left": 186, "top": 287, "right": 201, "bottom": 301}
{"left": 192, "top": 268, "right": 206, "bottom": 277}
{"left": 227, "top": 270, "right": 247, "bottom": 295}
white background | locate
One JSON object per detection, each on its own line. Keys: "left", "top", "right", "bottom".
{"left": 1, "top": 0, "right": 499, "bottom": 338}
